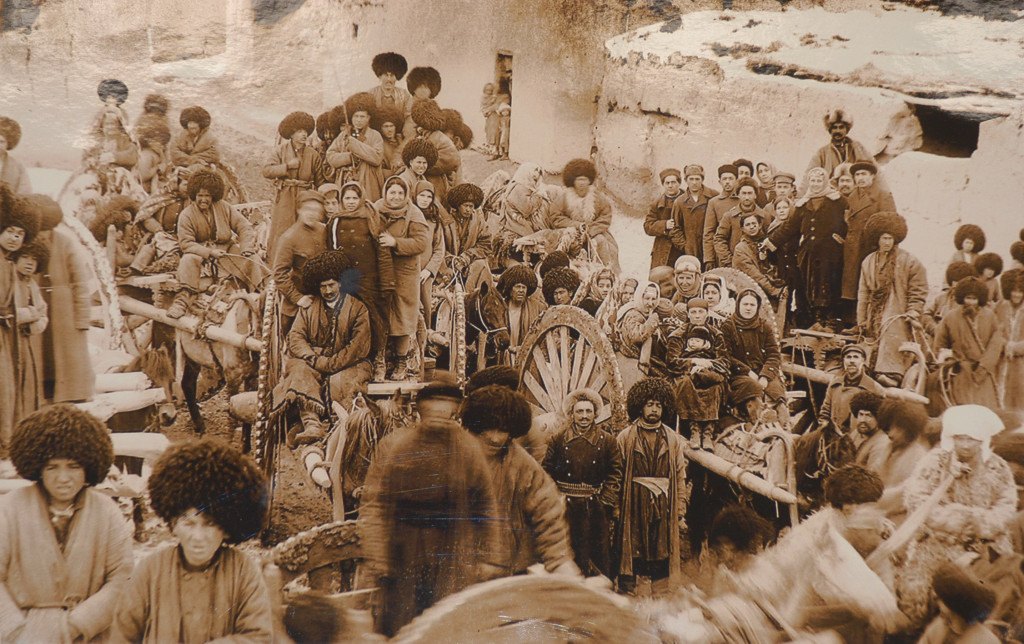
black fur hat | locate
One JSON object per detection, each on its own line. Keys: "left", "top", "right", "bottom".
{"left": 300, "top": 250, "right": 354, "bottom": 296}
{"left": 945, "top": 261, "right": 977, "bottom": 287}
{"left": 626, "top": 377, "right": 675, "bottom": 423}
{"left": 849, "top": 391, "right": 883, "bottom": 418}
{"left": 953, "top": 276, "right": 989, "bottom": 306}
{"left": 440, "top": 108, "right": 464, "bottom": 133}
{"left": 973, "top": 252, "right": 1003, "bottom": 277}
{"left": 327, "top": 104, "right": 348, "bottom": 134}
{"left": 137, "top": 123, "right": 171, "bottom": 148}
{"left": 823, "top": 465, "right": 883, "bottom": 509}
{"left": 401, "top": 138, "right": 438, "bottom": 168}
{"left": 10, "top": 404, "right": 114, "bottom": 486}
{"left": 315, "top": 111, "right": 331, "bottom": 141}
{"left": 732, "top": 158, "right": 754, "bottom": 175}
{"left": 454, "top": 123, "right": 474, "bottom": 150}
{"left": 372, "top": 52, "right": 408, "bottom": 80}
{"left": 278, "top": 111, "right": 315, "bottom": 140}
{"left": 372, "top": 105, "right": 405, "bottom": 133}
{"left": 0, "top": 116, "right": 22, "bottom": 150}
{"left": 876, "top": 399, "right": 929, "bottom": 440}
{"left": 0, "top": 185, "right": 39, "bottom": 244}
{"left": 932, "top": 563, "right": 997, "bottom": 624}
{"left": 538, "top": 250, "right": 571, "bottom": 280}
{"left": 542, "top": 266, "right": 581, "bottom": 305}
{"left": 16, "top": 238, "right": 49, "bottom": 271}
{"left": 179, "top": 106, "right": 211, "bottom": 131}
{"left": 465, "top": 365, "right": 519, "bottom": 396}
{"left": 561, "top": 159, "right": 597, "bottom": 187}
{"left": 89, "top": 195, "right": 138, "bottom": 242}
{"left": 344, "top": 92, "right": 377, "bottom": 124}
{"left": 143, "top": 94, "right": 170, "bottom": 116}
{"left": 446, "top": 183, "right": 484, "bottom": 211}
{"left": 148, "top": 438, "right": 268, "bottom": 543}
{"left": 1011, "top": 241, "right": 1024, "bottom": 266}
{"left": 187, "top": 168, "right": 225, "bottom": 202}
{"left": 497, "top": 263, "right": 538, "bottom": 299}
{"left": 462, "top": 385, "right": 532, "bottom": 439}
{"left": 21, "top": 193, "right": 63, "bottom": 232}
{"left": 953, "top": 223, "right": 986, "bottom": 253}
{"left": 863, "top": 211, "right": 907, "bottom": 249}
{"left": 407, "top": 66, "right": 442, "bottom": 98}
{"left": 708, "top": 505, "right": 774, "bottom": 554}
{"left": 97, "top": 79, "right": 129, "bottom": 105}
{"left": 1001, "top": 268, "right": 1024, "bottom": 300}
{"left": 410, "top": 98, "right": 446, "bottom": 132}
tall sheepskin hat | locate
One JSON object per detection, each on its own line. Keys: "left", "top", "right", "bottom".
{"left": 148, "top": 438, "right": 268, "bottom": 543}
{"left": 462, "top": 385, "right": 532, "bottom": 439}
{"left": 953, "top": 276, "right": 989, "bottom": 306}
{"left": 315, "top": 111, "right": 332, "bottom": 141}
{"left": 407, "top": 66, "right": 442, "bottom": 98}
{"left": 954, "top": 223, "right": 986, "bottom": 253}
{"left": 626, "top": 377, "right": 675, "bottom": 423}
{"left": 187, "top": 168, "right": 225, "bottom": 202}
{"left": 563, "top": 387, "right": 603, "bottom": 416}
{"left": 464, "top": 365, "right": 519, "bottom": 396}
{"left": 300, "top": 249, "right": 354, "bottom": 296}
{"left": 973, "top": 252, "right": 1003, "bottom": 277}
{"left": 542, "top": 266, "right": 582, "bottom": 305}
{"left": 849, "top": 391, "right": 883, "bottom": 418}
{"left": 538, "top": 250, "right": 571, "bottom": 280}
{"left": 372, "top": 105, "right": 405, "bottom": 133}
{"left": 0, "top": 186, "right": 39, "bottom": 244}
{"left": 1011, "top": 241, "right": 1024, "bottom": 267}
{"left": 877, "top": 399, "right": 929, "bottom": 440}
{"left": 497, "top": 263, "right": 538, "bottom": 298}
{"left": 454, "top": 123, "right": 474, "bottom": 150}
{"left": 733, "top": 158, "right": 754, "bottom": 176}
{"left": 562, "top": 159, "right": 597, "bottom": 187}
{"left": 1001, "top": 268, "right": 1024, "bottom": 300}
{"left": 945, "top": 261, "right": 977, "bottom": 287}
{"left": 708, "top": 506, "right": 774, "bottom": 554}
{"left": 824, "top": 109, "right": 853, "bottom": 131}
{"left": 440, "top": 108, "right": 464, "bottom": 133}
{"left": 0, "top": 116, "right": 23, "bottom": 149}
{"left": 932, "top": 563, "right": 997, "bottom": 624}
{"left": 20, "top": 193, "right": 64, "bottom": 232}
{"left": 16, "top": 239, "right": 50, "bottom": 270}
{"left": 89, "top": 195, "right": 138, "bottom": 242}
{"left": 179, "top": 106, "right": 212, "bottom": 131}
{"left": 344, "top": 92, "right": 377, "bottom": 123}
{"left": 143, "top": 93, "right": 170, "bottom": 116}
{"left": 10, "top": 404, "right": 114, "bottom": 486}
{"left": 278, "top": 111, "right": 315, "bottom": 140}
{"left": 401, "top": 138, "right": 438, "bottom": 168}
{"left": 446, "top": 183, "right": 484, "bottom": 211}
{"left": 823, "top": 464, "right": 883, "bottom": 509}
{"left": 410, "top": 98, "right": 446, "bottom": 132}
{"left": 327, "top": 104, "right": 349, "bottom": 133}
{"left": 97, "top": 79, "right": 129, "bottom": 105}
{"left": 372, "top": 52, "right": 408, "bottom": 80}
{"left": 863, "top": 211, "right": 907, "bottom": 249}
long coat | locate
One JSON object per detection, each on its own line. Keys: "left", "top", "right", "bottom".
{"left": 934, "top": 307, "right": 1005, "bottom": 409}
{"left": 40, "top": 227, "right": 95, "bottom": 403}
{"left": 702, "top": 192, "right": 739, "bottom": 268}
{"left": 0, "top": 486, "right": 133, "bottom": 644}
{"left": 374, "top": 201, "right": 429, "bottom": 336}
{"left": 325, "top": 129, "right": 386, "bottom": 203}
{"left": 719, "top": 314, "right": 785, "bottom": 402}
{"left": 262, "top": 142, "right": 326, "bottom": 262}
{"left": 769, "top": 195, "right": 848, "bottom": 310}
{"left": 714, "top": 205, "right": 772, "bottom": 268}
{"left": 670, "top": 186, "right": 718, "bottom": 264}
{"left": 615, "top": 422, "right": 688, "bottom": 584}
{"left": 856, "top": 248, "right": 928, "bottom": 375}
{"left": 169, "top": 129, "right": 220, "bottom": 167}
{"left": 112, "top": 545, "right": 273, "bottom": 644}
{"left": 996, "top": 299, "right": 1024, "bottom": 411}
{"left": 842, "top": 185, "right": 897, "bottom": 300}
{"left": 645, "top": 193, "right": 683, "bottom": 269}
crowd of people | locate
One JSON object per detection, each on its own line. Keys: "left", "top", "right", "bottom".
{"left": 0, "top": 48, "right": 1023, "bottom": 643}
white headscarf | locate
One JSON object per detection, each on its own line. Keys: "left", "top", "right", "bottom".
{"left": 617, "top": 280, "right": 659, "bottom": 323}
{"left": 940, "top": 404, "right": 1004, "bottom": 463}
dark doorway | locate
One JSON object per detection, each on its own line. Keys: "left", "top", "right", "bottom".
{"left": 495, "top": 51, "right": 513, "bottom": 104}
{"left": 913, "top": 104, "right": 983, "bottom": 158}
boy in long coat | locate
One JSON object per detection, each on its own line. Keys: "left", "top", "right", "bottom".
{"left": 669, "top": 164, "right": 718, "bottom": 264}
{"left": 325, "top": 93, "right": 386, "bottom": 203}
{"left": 263, "top": 111, "right": 326, "bottom": 262}
{"left": 644, "top": 168, "right": 684, "bottom": 269}
{"left": 615, "top": 377, "right": 689, "bottom": 593}
{"left": 934, "top": 277, "right": 1006, "bottom": 410}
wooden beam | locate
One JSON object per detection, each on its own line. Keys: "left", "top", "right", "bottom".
{"left": 781, "top": 363, "right": 930, "bottom": 404}
{"left": 685, "top": 447, "right": 798, "bottom": 506}
{"left": 118, "top": 295, "right": 263, "bottom": 352}
{"left": 76, "top": 388, "right": 167, "bottom": 421}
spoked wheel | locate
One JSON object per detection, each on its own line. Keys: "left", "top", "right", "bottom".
{"left": 253, "top": 280, "right": 286, "bottom": 541}
{"left": 517, "top": 305, "right": 627, "bottom": 429}
{"left": 432, "top": 283, "right": 468, "bottom": 383}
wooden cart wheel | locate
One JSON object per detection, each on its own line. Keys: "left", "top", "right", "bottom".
{"left": 216, "top": 162, "right": 247, "bottom": 204}
{"left": 517, "top": 305, "right": 626, "bottom": 429}
{"left": 432, "top": 284, "right": 468, "bottom": 383}
{"left": 252, "top": 280, "right": 287, "bottom": 539}
{"left": 703, "top": 267, "right": 779, "bottom": 339}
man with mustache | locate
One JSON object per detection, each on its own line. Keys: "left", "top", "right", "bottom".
{"left": 849, "top": 391, "right": 890, "bottom": 474}
{"left": 818, "top": 344, "right": 884, "bottom": 434}
{"left": 934, "top": 276, "right": 1006, "bottom": 410}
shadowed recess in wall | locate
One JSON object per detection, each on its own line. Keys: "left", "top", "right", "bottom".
{"left": 251, "top": 0, "right": 308, "bottom": 26}
{"left": 2, "top": 0, "right": 41, "bottom": 32}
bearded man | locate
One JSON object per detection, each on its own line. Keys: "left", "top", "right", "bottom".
{"left": 818, "top": 344, "right": 884, "bottom": 432}
{"left": 934, "top": 276, "right": 1006, "bottom": 409}
{"left": 849, "top": 391, "right": 890, "bottom": 473}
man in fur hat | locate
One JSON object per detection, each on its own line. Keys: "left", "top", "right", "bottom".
{"left": 497, "top": 262, "right": 546, "bottom": 357}
{"left": 463, "top": 385, "right": 577, "bottom": 577}
{"left": 325, "top": 93, "right": 385, "bottom": 203}
{"left": 545, "top": 387, "right": 623, "bottom": 578}
{"left": 359, "top": 372, "right": 502, "bottom": 636}
{"left": 408, "top": 98, "right": 460, "bottom": 203}
{"left": 542, "top": 266, "right": 582, "bottom": 306}
{"left": 702, "top": 164, "right": 740, "bottom": 269}
{"left": 805, "top": 109, "right": 874, "bottom": 188}
{"left": 669, "top": 164, "right": 719, "bottom": 264}
{"left": 170, "top": 106, "right": 220, "bottom": 168}
{"left": 271, "top": 250, "right": 372, "bottom": 447}
{"left": 849, "top": 391, "right": 890, "bottom": 473}
{"left": 551, "top": 158, "right": 620, "bottom": 274}
{"left": 441, "top": 182, "right": 492, "bottom": 291}
{"left": 168, "top": 169, "right": 262, "bottom": 317}
{"left": 368, "top": 52, "right": 412, "bottom": 120}
{"left": 919, "top": 564, "right": 1001, "bottom": 644}
{"left": 644, "top": 168, "right": 685, "bottom": 269}
{"left": 934, "top": 276, "right": 1006, "bottom": 409}
{"left": 0, "top": 116, "right": 31, "bottom": 193}
{"left": 615, "top": 377, "right": 690, "bottom": 593}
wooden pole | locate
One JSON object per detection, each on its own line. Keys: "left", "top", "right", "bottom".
{"left": 118, "top": 295, "right": 263, "bottom": 352}
{"left": 782, "top": 363, "right": 930, "bottom": 405}
{"left": 684, "top": 447, "right": 798, "bottom": 506}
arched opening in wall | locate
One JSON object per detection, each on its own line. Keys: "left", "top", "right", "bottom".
{"left": 911, "top": 104, "right": 983, "bottom": 158}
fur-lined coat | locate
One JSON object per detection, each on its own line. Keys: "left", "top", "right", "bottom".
{"left": 326, "top": 129, "right": 386, "bottom": 204}
{"left": 842, "top": 185, "right": 897, "bottom": 300}
{"left": 0, "top": 486, "right": 133, "bottom": 644}
{"left": 856, "top": 247, "right": 928, "bottom": 375}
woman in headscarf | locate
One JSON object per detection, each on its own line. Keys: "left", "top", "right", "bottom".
{"left": 856, "top": 212, "right": 927, "bottom": 383}
{"left": 413, "top": 180, "right": 446, "bottom": 325}
{"left": 326, "top": 181, "right": 394, "bottom": 380}
{"left": 373, "top": 176, "right": 429, "bottom": 381}
{"left": 495, "top": 162, "right": 551, "bottom": 237}
{"left": 580, "top": 266, "right": 615, "bottom": 317}
{"left": 754, "top": 161, "right": 776, "bottom": 206}
{"left": 326, "top": 93, "right": 386, "bottom": 204}
{"left": 764, "top": 167, "right": 848, "bottom": 330}
{"left": 895, "top": 405, "right": 1018, "bottom": 629}
{"left": 263, "top": 111, "right": 326, "bottom": 262}
{"left": 0, "top": 117, "right": 32, "bottom": 194}
{"left": 615, "top": 280, "right": 662, "bottom": 387}
{"left": 719, "top": 289, "right": 785, "bottom": 410}
{"left": 1, "top": 405, "right": 133, "bottom": 644}
{"left": 701, "top": 274, "right": 733, "bottom": 328}
{"left": 550, "top": 159, "right": 620, "bottom": 274}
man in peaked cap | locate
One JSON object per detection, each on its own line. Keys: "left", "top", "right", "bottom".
{"left": 644, "top": 167, "right": 685, "bottom": 269}
{"left": 702, "top": 164, "right": 740, "bottom": 269}
{"left": 669, "top": 163, "right": 718, "bottom": 264}
{"left": 818, "top": 343, "right": 884, "bottom": 433}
